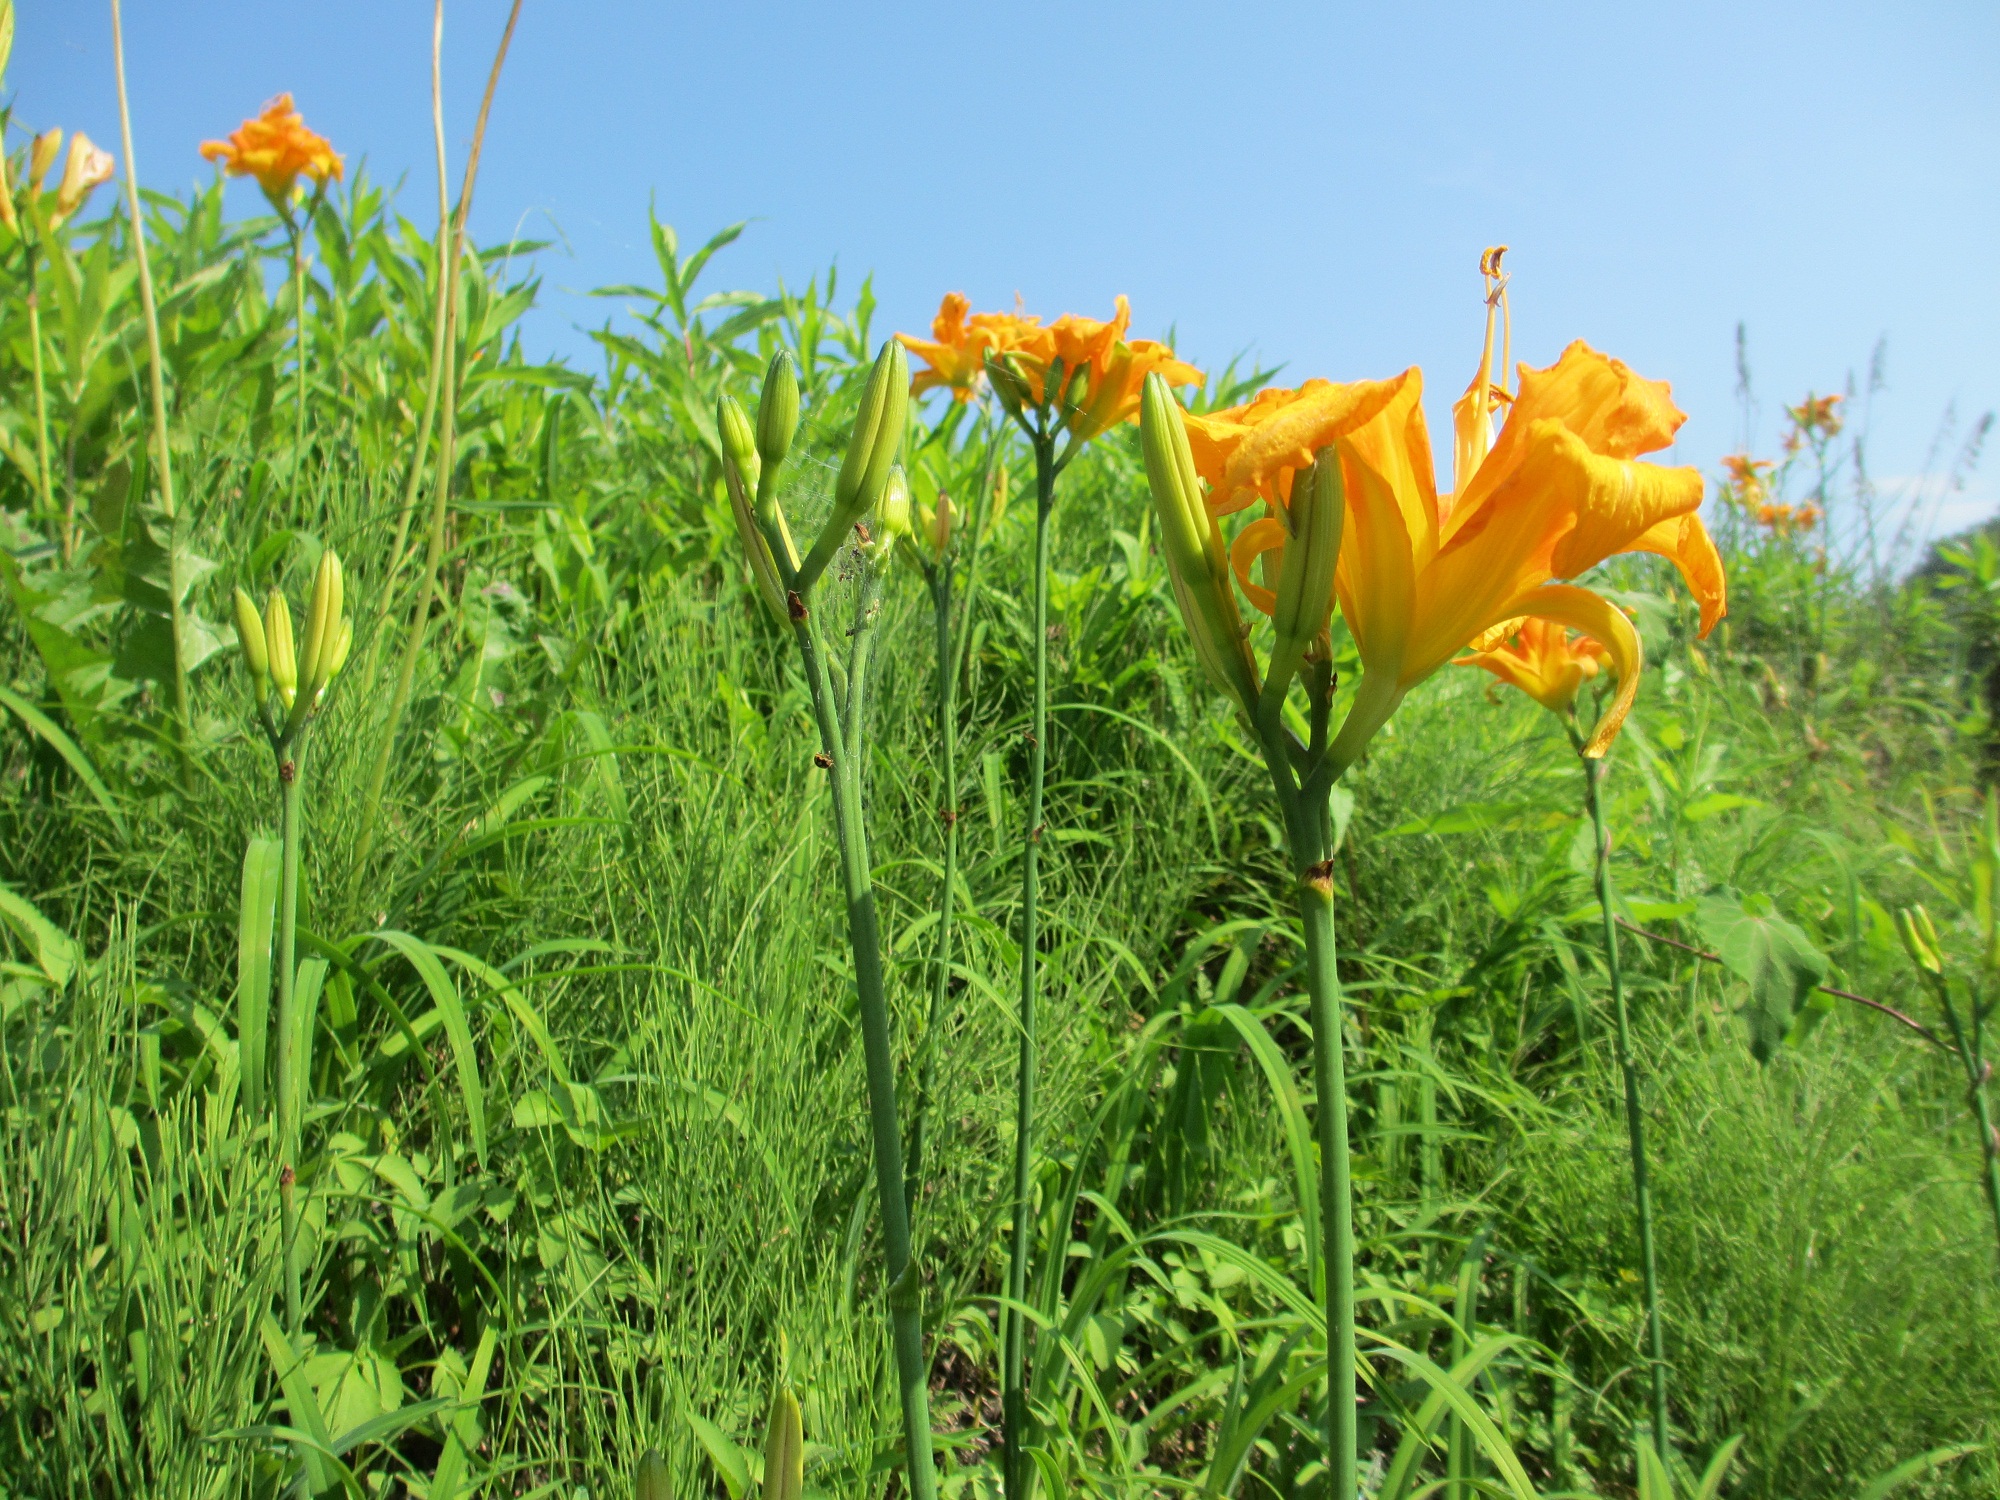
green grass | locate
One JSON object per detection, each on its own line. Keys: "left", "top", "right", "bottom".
{"left": 0, "top": 159, "right": 1997, "bottom": 1499}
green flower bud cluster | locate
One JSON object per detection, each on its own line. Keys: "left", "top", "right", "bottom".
{"left": 717, "top": 341, "right": 911, "bottom": 614}
{"left": 232, "top": 549, "right": 353, "bottom": 741}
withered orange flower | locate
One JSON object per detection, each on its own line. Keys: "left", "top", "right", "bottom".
{"left": 897, "top": 292, "right": 1202, "bottom": 443}
{"left": 200, "top": 94, "right": 343, "bottom": 202}
{"left": 1457, "top": 615, "right": 1613, "bottom": 717}
{"left": 1172, "top": 251, "right": 1727, "bottom": 761}
{"left": 1755, "top": 500, "right": 1822, "bottom": 535}
{"left": 50, "top": 133, "right": 115, "bottom": 227}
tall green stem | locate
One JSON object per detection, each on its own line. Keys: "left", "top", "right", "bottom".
{"left": 1583, "top": 751, "right": 1669, "bottom": 1459}
{"left": 789, "top": 574, "right": 937, "bottom": 1500}
{"left": 275, "top": 759, "right": 304, "bottom": 1350}
{"left": 1300, "top": 860, "right": 1357, "bottom": 1499}
{"left": 1003, "top": 434, "right": 1056, "bottom": 1500}
{"left": 289, "top": 225, "right": 309, "bottom": 517}
{"left": 906, "top": 564, "right": 957, "bottom": 1218}
{"left": 1256, "top": 701, "right": 1356, "bottom": 1500}
{"left": 110, "top": 0, "right": 191, "bottom": 760}
{"left": 23, "top": 253, "right": 58, "bottom": 554}
{"left": 352, "top": 0, "right": 523, "bottom": 878}
{"left": 1917, "top": 970, "right": 2000, "bottom": 1268}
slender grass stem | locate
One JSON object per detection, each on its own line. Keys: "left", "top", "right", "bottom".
{"left": 789, "top": 569, "right": 938, "bottom": 1500}
{"left": 275, "top": 757, "right": 304, "bottom": 1350}
{"left": 109, "top": 0, "right": 191, "bottom": 761}
{"left": 23, "top": 250, "right": 58, "bottom": 555}
{"left": 905, "top": 562, "right": 956, "bottom": 1220}
{"left": 1582, "top": 747, "right": 1670, "bottom": 1460}
{"left": 289, "top": 222, "right": 309, "bottom": 518}
{"left": 1003, "top": 431, "right": 1056, "bottom": 1500}
{"left": 353, "top": 0, "right": 522, "bottom": 878}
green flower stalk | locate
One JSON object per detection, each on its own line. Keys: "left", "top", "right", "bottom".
{"left": 719, "top": 346, "right": 938, "bottom": 1500}
{"left": 896, "top": 293, "right": 1203, "bottom": 1500}
{"left": 230, "top": 549, "right": 353, "bottom": 1353}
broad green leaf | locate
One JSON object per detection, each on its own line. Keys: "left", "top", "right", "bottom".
{"left": 0, "top": 880, "right": 77, "bottom": 986}
{"left": 0, "top": 683, "right": 128, "bottom": 837}
{"left": 236, "top": 834, "right": 281, "bottom": 1120}
{"left": 1695, "top": 889, "right": 1830, "bottom": 1063}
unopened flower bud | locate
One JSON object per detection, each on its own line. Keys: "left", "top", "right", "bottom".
{"left": 1140, "top": 372, "right": 1259, "bottom": 715}
{"left": 763, "top": 1386, "right": 804, "bottom": 1500}
{"left": 265, "top": 591, "right": 298, "bottom": 708}
{"left": 323, "top": 615, "right": 353, "bottom": 687}
{"left": 984, "top": 351, "right": 1031, "bottom": 419}
{"left": 27, "top": 128, "right": 59, "bottom": 192}
{"left": 873, "top": 466, "right": 913, "bottom": 548}
{"left": 926, "top": 491, "right": 956, "bottom": 557}
{"left": 797, "top": 341, "right": 907, "bottom": 593}
{"left": 50, "top": 133, "right": 113, "bottom": 226}
{"left": 1062, "top": 362, "right": 1091, "bottom": 414}
{"left": 1896, "top": 907, "right": 1942, "bottom": 976}
{"left": 298, "top": 550, "right": 344, "bottom": 700}
{"left": 0, "top": 153, "right": 16, "bottom": 236}
{"left": 233, "top": 586, "right": 269, "bottom": 691}
{"left": 1263, "top": 450, "right": 1344, "bottom": 709}
{"left": 717, "top": 392, "right": 761, "bottom": 496}
{"left": 757, "top": 350, "right": 800, "bottom": 468}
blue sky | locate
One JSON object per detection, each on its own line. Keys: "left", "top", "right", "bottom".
{"left": 20, "top": 1, "right": 2000, "bottom": 540}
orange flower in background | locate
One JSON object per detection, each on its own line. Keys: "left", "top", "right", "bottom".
{"left": 200, "top": 94, "right": 343, "bottom": 202}
{"left": 898, "top": 292, "right": 1201, "bottom": 442}
{"left": 1173, "top": 250, "right": 1727, "bottom": 761}
{"left": 1755, "top": 500, "right": 1822, "bottom": 535}
{"left": 1785, "top": 392, "right": 1843, "bottom": 442}
{"left": 1721, "top": 452, "right": 1774, "bottom": 507}
{"left": 1457, "top": 616, "right": 1613, "bottom": 717}
{"left": 897, "top": 293, "right": 1047, "bottom": 401}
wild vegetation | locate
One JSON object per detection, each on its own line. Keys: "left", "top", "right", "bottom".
{"left": 1, "top": 8, "right": 1998, "bottom": 1497}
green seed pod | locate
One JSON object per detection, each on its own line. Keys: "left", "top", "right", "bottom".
{"left": 634, "top": 1447, "right": 673, "bottom": 1500}
{"left": 1263, "top": 450, "right": 1345, "bottom": 710}
{"left": 265, "top": 590, "right": 298, "bottom": 707}
{"left": 233, "top": 586, "right": 269, "bottom": 683}
{"left": 760, "top": 1387, "right": 804, "bottom": 1500}
{"left": 717, "top": 392, "right": 761, "bottom": 496}
{"left": 1139, "top": 372, "right": 1259, "bottom": 717}
{"left": 756, "top": 350, "right": 800, "bottom": 468}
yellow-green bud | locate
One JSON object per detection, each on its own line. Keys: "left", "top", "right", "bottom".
{"left": 760, "top": 1387, "right": 804, "bottom": 1500}
{"left": 1896, "top": 906, "right": 1942, "bottom": 976}
{"left": 265, "top": 590, "right": 298, "bottom": 708}
{"left": 874, "top": 465, "right": 913, "bottom": 545}
{"left": 324, "top": 616, "right": 354, "bottom": 686}
{"left": 833, "top": 341, "right": 908, "bottom": 526}
{"left": 796, "top": 342, "right": 908, "bottom": 593}
{"left": 27, "top": 128, "right": 58, "bottom": 192}
{"left": 299, "top": 550, "right": 344, "bottom": 699}
{"left": 756, "top": 351, "right": 800, "bottom": 468}
{"left": 925, "top": 491, "right": 956, "bottom": 557}
{"left": 634, "top": 1447, "right": 672, "bottom": 1500}
{"left": 1062, "top": 362, "right": 1091, "bottom": 414}
{"left": 1263, "top": 450, "right": 1345, "bottom": 710}
{"left": 233, "top": 586, "right": 269, "bottom": 684}
{"left": 1140, "top": 372, "right": 1259, "bottom": 716}
{"left": 717, "top": 392, "right": 761, "bottom": 495}
{"left": 0, "top": 2, "right": 15, "bottom": 95}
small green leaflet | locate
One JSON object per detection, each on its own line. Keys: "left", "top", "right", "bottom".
{"left": 1695, "top": 889, "right": 1829, "bottom": 1063}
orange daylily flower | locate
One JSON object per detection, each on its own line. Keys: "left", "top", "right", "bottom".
{"left": 1754, "top": 500, "right": 1821, "bottom": 534}
{"left": 1456, "top": 616, "right": 1612, "bottom": 717}
{"left": 200, "top": 94, "right": 343, "bottom": 203}
{"left": 1173, "top": 251, "right": 1727, "bottom": 762}
{"left": 1785, "top": 392, "right": 1843, "bottom": 443}
{"left": 1721, "top": 452, "right": 1774, "bottom": 507}
{"left": 898, "top": 292, "right": 1202, "bottom": 443}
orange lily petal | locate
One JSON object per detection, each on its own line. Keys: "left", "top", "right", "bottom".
{"left": 1228, "top": 516, "right": 1288, "bottom": 617}
{"left": 1624, "top": 510, "right": 1727, "bottom": 637}
{"left": 1490, "top": 584, "right": 1643, "bottom": 756}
